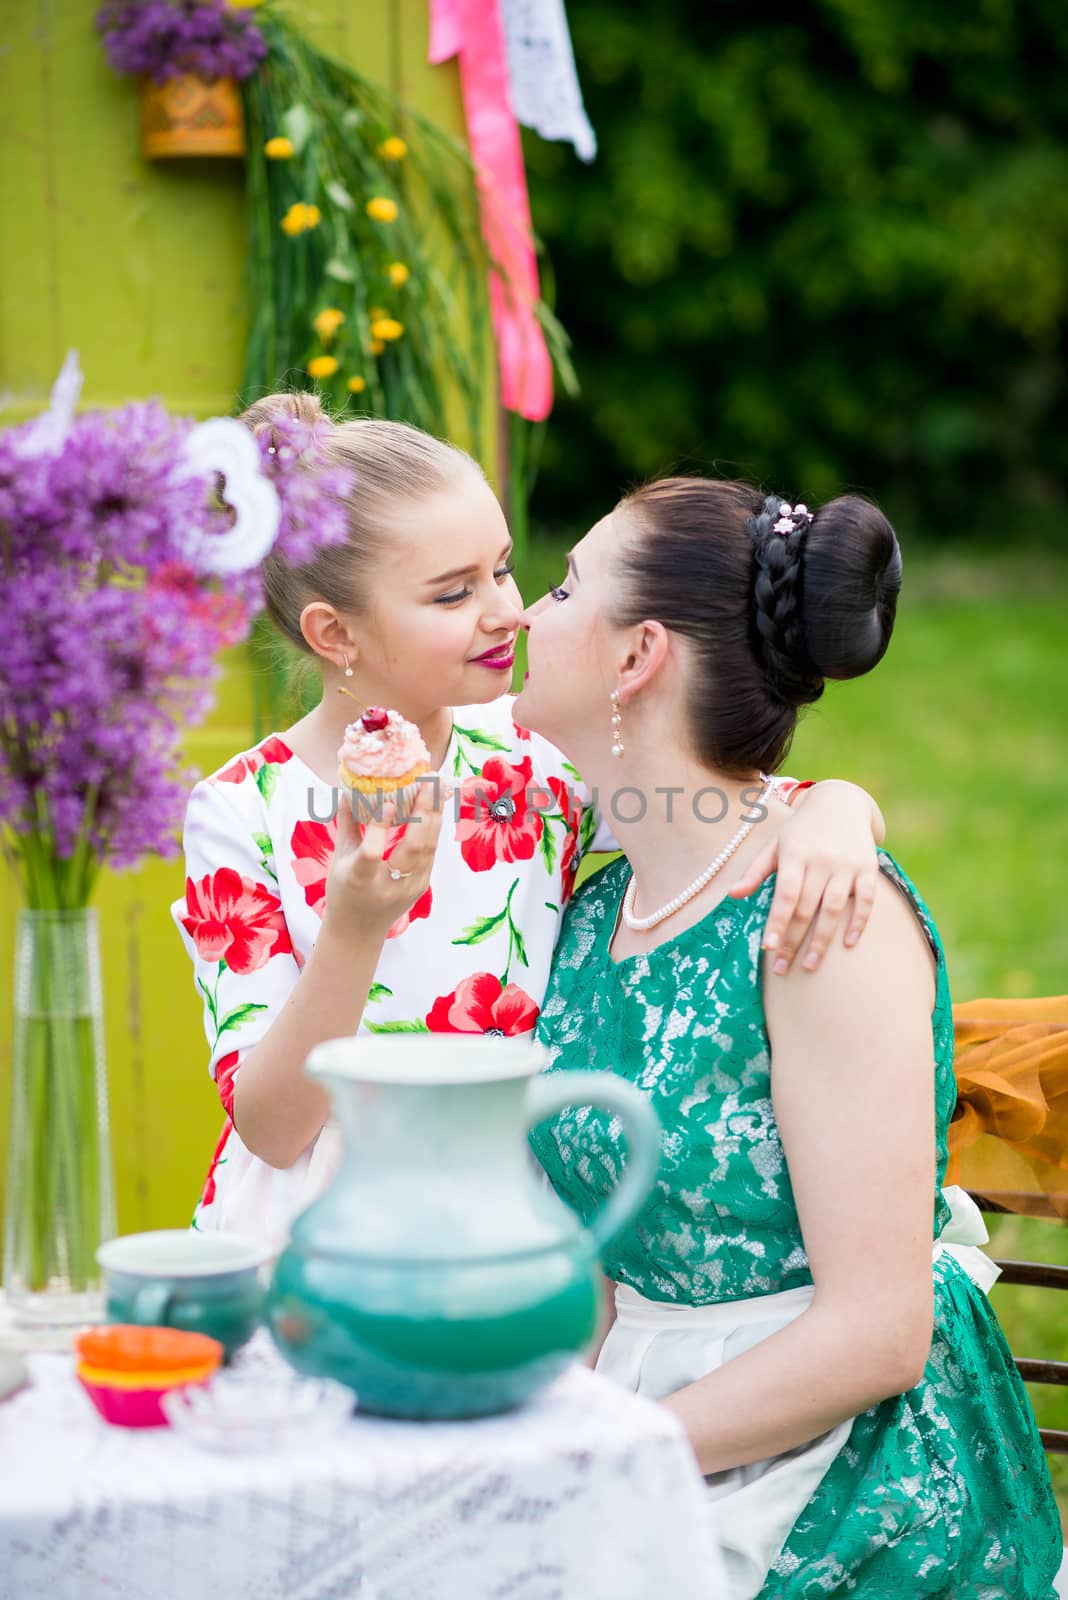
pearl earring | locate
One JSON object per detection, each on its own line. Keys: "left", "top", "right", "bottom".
{"left": 343, "top": 655, "right": 354, "bottom": 678}
{"left": 610, "top": 690, "right": 624, "bottom": 758}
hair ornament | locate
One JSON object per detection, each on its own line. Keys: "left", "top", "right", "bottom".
{"left": 771, "top": 502, "right": 813, "bottom": 535}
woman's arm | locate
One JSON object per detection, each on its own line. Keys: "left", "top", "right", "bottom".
{"left": 234, "top": 786, "right": 445, "bottom": 1168}
{"left": 729, "top": 779, "right": 886, "bottom": 973}
{"left": 659, "top": 874, "right": 936, "bottom": 1474}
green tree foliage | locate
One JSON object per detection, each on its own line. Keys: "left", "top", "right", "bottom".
{"left": 526, "top": 1, "right": 1068, "bottom": 542}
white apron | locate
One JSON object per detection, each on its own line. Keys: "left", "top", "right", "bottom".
{"left": 595, "top": 1187, "right": 998, "bottom": 1600}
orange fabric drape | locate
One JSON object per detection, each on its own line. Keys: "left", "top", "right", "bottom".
{"left": 948, "top": 997, "right": 1068, "bottom": 1217}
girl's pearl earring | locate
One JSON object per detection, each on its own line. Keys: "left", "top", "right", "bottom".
{"left": 610, "top": 690, "right": 624, "bottom": 758}
{"left": 343, "top": 655, "right": 354, "bottom": 678}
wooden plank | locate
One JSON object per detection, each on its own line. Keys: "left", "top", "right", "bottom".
{"left": 994, "top": 1260, "right": 1068, "bottom": 1292}
{"left": 395, "top": 0, "right": 466, "bottom": 124}
{"left": 36, "top": 0, "right": 245, "bottom": 418}
{"left": 92, "top": 653, "right": 256, "bottom": 1233}
{"left": 336, "top": 0, "right": 392, "bottom": 85}
{"left": 95, "top": 848, "right": 222, "bottom": 1232}
{"left": 0, "top": 0, "right": 62, "bottom": 412}
{"left": 395, "top": 0, "right": 499, "bottom": 475}
{"left": 1016, "top": 1359, "right": 1068, "bottom": 1388}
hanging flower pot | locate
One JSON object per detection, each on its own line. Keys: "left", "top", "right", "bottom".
{"left": 97, "top": 2, "right": 265, "bottom": 156}
{"left": 140, "top": 72, "right": 246, "bottom": 158}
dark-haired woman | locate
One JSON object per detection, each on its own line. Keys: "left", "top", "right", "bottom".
{"left": 520, "top": 484, "right": 1061, "bottom": 1599}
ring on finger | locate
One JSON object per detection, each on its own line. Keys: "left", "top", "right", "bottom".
{"left": 388, "top": 867, "right": 414, "bottom": 881}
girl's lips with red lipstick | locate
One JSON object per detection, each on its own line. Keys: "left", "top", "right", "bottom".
{"left": 470, "top": 641, "right": 516, "bottom": 670}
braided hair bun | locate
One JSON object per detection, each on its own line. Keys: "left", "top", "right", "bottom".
{"left": 749, "top": 493, "right": 901, "bottom": 707}
{"left": 612, "top": 476, "right": 902, "bottom": 778}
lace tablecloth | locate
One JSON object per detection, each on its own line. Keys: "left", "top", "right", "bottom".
{"left": 0, "top": 1336, "right": 725, "bottom": 1600}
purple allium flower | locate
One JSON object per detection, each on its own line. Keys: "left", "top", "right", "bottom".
{"left": 253, "top": 412, "right": 355, "bottom": 567}
{"left": 0, "top": 393, "right": 354, "bottom": 896}
{"left": 96, "top": 0, "right": 267, "bottom": 85}
{"left": 0, "top": 403, "right": 207, "bottom": 574}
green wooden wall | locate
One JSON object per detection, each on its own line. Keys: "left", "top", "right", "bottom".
{"left": 0, "top": 1, "right": 483, "bottom": 1235}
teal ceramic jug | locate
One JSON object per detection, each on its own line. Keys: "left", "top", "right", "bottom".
{"left": 266, "top": 1035, "right": 660, "bottom": 1419}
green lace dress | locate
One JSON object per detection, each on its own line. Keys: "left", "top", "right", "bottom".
{"left": 528, "top": 851, "right": 1062, "bottom": 1599}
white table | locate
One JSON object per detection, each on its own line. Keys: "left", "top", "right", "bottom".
{"left": 0, "top": 1336, "right": 725, "bottom": 1600}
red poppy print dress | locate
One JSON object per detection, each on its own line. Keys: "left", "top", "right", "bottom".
{"left": 172, "top": 697, "right": 608, "bottom": 1252}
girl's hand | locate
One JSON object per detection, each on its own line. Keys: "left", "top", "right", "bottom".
{"left": 323, "top": 779, "right": 447, "bottom": 945}
{"left": 729, "top": 781, "right": 882, "bottom": 974}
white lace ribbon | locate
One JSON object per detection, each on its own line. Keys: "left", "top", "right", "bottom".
{"left": 500, "top": 0, "right": 597, "bottom": 161}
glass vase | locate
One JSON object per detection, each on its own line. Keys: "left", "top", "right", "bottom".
{"left": 3, "top": 909, "right": 116, "bottom": 1331}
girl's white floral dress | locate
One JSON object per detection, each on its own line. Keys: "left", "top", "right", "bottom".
{"left": 171, "top": 695, "right": 606, "bottom": 1252}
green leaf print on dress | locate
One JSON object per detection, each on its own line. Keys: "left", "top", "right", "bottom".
{"left": 453, "top": 877, "right": 529, "bottom": 980}
{"left": 451, "top": 720, "right": 511, "bottom": 776}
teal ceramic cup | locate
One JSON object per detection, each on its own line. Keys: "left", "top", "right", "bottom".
{"left": 96, "top": 1231, "right": 269, "bottom": 1361}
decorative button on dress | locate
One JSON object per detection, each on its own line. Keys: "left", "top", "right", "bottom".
{"left": 528, "top": 851, "right": 1062, "bottom": 1600}
{"left": 172, "top": 696, "right": 603, "bottom": 1253}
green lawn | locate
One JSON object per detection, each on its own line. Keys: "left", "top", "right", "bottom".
{"left": 515, "top": 535, "right": 1068, "bottom": 1523}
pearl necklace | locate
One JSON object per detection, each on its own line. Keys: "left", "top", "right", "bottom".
{"left": 621, "top": 776, "right": 778, "bottom": 932}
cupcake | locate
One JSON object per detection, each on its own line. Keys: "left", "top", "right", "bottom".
{"left": 337, "top": 707, "right": 432, "bottom": 809}
{"left": 74, "top": 1325, "right": 224, "bottom": 1428}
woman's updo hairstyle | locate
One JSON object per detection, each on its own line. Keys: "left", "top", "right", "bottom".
{"left": 610, "top": 478, "right": 901, "bottom": 777}
{"left": 239, "top": 390, "right": 486, "bottom": 654}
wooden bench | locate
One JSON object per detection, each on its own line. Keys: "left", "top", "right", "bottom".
{"left": 971, "top": 1193, "right": 1068, "bottom": 1456}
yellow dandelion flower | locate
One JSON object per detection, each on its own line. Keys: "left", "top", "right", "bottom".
{"left": 313, "top": 307, "right": 346, "bottom": 341}
{"left": 366, "top": 196, "right": 398, "bottom": 224}
{"left": 307, "top": 355, "right": 340, "bottom": 380}
{"left": 369, "top": 339, "right": 386, "bottom": 357}
{"left": 264, "top": 137, "right": 294, "bottom": 159}
{"left": 280, "top": 202, "right": 321, "bottom": 237}
{"left": 370, "top": 317, "right": 404, "bottom": 343}
{"left": 378, "top": 137, "right": 408, "bottom": 162}
{"left": 388, "top": 261, "right": 410, "bottom": 288}
{"left": 347, "top": 376, "right": 367, "bottom": 394}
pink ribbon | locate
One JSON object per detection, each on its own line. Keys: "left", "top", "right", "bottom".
{"left": 427, "top": 0, "right": 554, "bottom": 422}
{"left": 427, "top": 0, "right": 462, "bottom": 64}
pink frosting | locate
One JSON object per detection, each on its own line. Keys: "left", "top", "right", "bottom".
{"left": 339, "top": 711, "right": 431, "bottom": 780}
